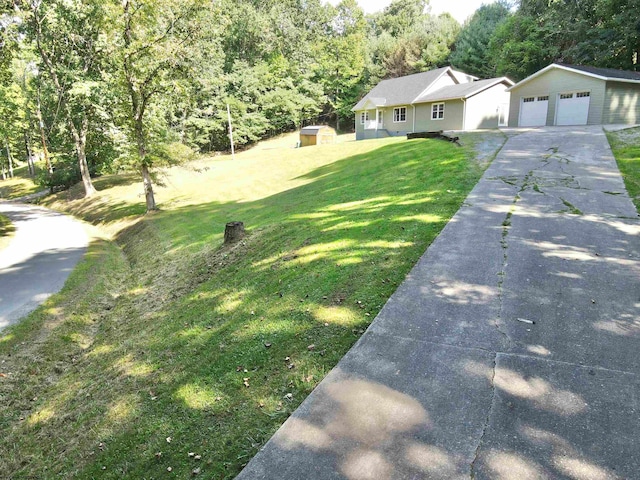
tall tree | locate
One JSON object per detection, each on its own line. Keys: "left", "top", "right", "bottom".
{"left": 115, "top": 0, "right": 204, "bottom": 211}
{"left": 316, "top": 0, "right": 367, "bottom": 131}
{"left": 449, "top": 2, "right": 511, "bottom": 78}
{"left": 375, "top": 0, "right": 428, "bottom": 36}
{"left": 21, "top": 0, "right": 106, "bottom": 196}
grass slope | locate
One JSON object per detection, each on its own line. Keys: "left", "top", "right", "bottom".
{"left": 0, "top": 133, "right": 504, "bottom": 479}
{"left": 0, "top": 214, "right": 15, "bottom": 250}
{"left": 607, "top": 127, "right": 640, "bottom": 212}
{"left": 0, "top": 165, "right": 42, "bottom": 200}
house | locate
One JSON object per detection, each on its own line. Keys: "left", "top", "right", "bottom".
{"left": 353, "top": 67, "right": 513, "bottom": 140}
{"left": 299, "top": 125, "right": 336, "bottom": 147}
{"left": 508, "top": 63, "right": 640, "bottom": 127}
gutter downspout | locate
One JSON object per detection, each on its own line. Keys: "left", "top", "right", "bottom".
{"left": 461, "top": 98, "right": 466, "bottom": 131}
{"left": 412, "top": 105, "right": 416, "bottom": 133}
{"left": 375, "top": 108, "right": 379, "bottom": 138}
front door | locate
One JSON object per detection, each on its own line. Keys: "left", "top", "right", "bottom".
{"left": 498, "top": 103, "right": 509, "bottom": 127}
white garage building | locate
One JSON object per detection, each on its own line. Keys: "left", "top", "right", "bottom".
{"left": 508, "top": 63, "right": 640, "bottom": 127}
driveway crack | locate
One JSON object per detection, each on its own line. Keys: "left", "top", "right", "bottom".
{"left": 470, "top": 352, "right": 498, "bottom": 479}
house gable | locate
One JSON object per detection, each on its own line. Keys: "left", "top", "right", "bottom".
{"left": 508, "top": 67, "right": 607, "bottom": 126}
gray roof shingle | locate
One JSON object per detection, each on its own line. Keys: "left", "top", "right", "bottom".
{"left": 353, "top": 67, "right": 451, "bottom": 111}
{"left": 414, "top": 77, "right": 513, "bottom": 103}
{"left": 558, "top": 63, "right": 640, "bottom": 81}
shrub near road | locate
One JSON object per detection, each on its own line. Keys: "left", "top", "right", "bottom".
{"left": 0, "top": 133, "right": 503, "bottom": 479}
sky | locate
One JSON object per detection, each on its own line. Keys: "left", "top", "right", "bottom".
{"left": 325, "top": 0, "right": 498, "bottom": 24}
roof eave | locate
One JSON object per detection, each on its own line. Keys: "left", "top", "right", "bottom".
{"left": 508, "top": 63, "right": 611, "bottom": 91}
{"left": 415, "top": 77, "right": 514, "bottom": 104}
{"left": 410, "top": 67, "right": 455, "bottom": 103}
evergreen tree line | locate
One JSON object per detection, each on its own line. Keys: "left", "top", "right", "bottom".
{"left": 0, "top": 0, "right": 638, "bottom": 209}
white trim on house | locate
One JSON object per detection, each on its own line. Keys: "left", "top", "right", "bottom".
{"left": 393, "top": 106, "right": 407, "bottom": 123}
{"left": 411, "top": 67, "right": 457, "bottom": 102}
{"left": 431, "top": 103, "right": 445, "bottom": 120}
{"left": 508, "top": 64, "right": 640, "bottom": 92}
{"left": 360, "top": 111, "right": 369, "bottom": 125}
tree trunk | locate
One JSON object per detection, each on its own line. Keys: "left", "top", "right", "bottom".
{"left": 24, "top": 132, "right": 35, "bottom": 177}
{"left": 36, "top": 94, "right": 53, "bottom": 175}
{"left": 224, "top": 221, "right": 245, "bottom": 244}
{"left": 141, "top": 164, "right": 157, "bottom": 211}
{"left": 4, "top": 138, "right": 14, "bottom": 178}
{"left": 70, "top": 115, "right": 96, "bottom": 197}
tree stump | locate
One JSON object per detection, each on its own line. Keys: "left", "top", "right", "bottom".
{"left": 224, "top": 221, "right": 245, "bottom": 244}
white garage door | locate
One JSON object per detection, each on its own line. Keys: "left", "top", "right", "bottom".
{"left": 556, "top": 91, "right": 590, "bottom": 126}
{"left": 520, "top": 96, "right": 549, "bottom": 127}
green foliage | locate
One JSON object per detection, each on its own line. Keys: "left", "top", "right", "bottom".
{"left": 489, "top": 0, "right": 640, "bottom": 80}
{"left": 490, "top": 14, "right": 558, "bottom": 80}
{"left": 449, "top": 2, "right": 511, "bottom": 78}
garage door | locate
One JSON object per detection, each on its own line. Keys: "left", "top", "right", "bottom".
{"left": 556, "top": 91, "right": 590, "bottom": 126}
{"left": 520, "top": 96, "right": 549, "bottom": 127}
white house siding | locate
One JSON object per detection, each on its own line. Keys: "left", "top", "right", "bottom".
{"left": 603, "top": 81, "right": 640, "bottom": 124}
{"left": 464, "top": 83, "right": 511, "bottom": 129}
{"left": 414, "top": 99, "right": 465, "bottom": 131}
{"left": 508, "top": 69, "right": 606, "bottom": 126}
{"left": 418, "top": 72, "right": 458, "bottom": 97}
{"left": 355, "top": 106, "right": 415, "bottom": 140}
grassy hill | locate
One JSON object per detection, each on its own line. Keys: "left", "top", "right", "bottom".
{"left": 0, "top": 132, "right": 504, "bottom": 478}
{"left": 0, "top": 165, "right": 43, "bottom": 200}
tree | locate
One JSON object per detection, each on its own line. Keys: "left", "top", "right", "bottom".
{"left": 375, "top": 0, "right": 428, "bottom": 36}
{"left": 449, "top": 2, "right": 511, "bottom": 78}
{"left": 115, "top": 0, "right": 204, "bottom": 211}
{"left": 316, "top": 0, "right": 367, "bottom": 131}
{"left": 21, "top": 0, "right": 108, "bottom": 196}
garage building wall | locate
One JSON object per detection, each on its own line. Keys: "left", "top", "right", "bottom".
{"left": 414, "top": 99, "right": 465, "bottom": 131}
{"left": 509, "top": 69, "right": 606, "bottom": 126}
{"left": 465, "top": 83, "right": 511, "bottom": 129}
{"left": 603, "top": 81, "right": 640, "bottom": 124}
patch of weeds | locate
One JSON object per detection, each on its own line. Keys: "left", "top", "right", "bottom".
{"left": 560, "top": 198, "right": 583, "bottom": 215}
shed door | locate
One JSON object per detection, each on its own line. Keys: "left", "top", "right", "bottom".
{"left": 556, "top": 92, "right": 590, "bottom": 126}
{"left": 519, "top": 96, "right": 548, "bottom": 127}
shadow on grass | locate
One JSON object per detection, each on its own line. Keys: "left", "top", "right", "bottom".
{"left": 0, "top": 139, "right": 483, "bottom": 479}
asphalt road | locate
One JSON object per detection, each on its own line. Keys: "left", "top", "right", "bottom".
{"left": 0, "top": 202, "right": 88, "bottom": 332}
{"left": 237, "top": 126, "right": 640, "bottom": 480}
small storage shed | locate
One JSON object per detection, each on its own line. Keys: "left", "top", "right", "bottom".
{"left": 300, "top": 125, "right": 337, "bottom": 147}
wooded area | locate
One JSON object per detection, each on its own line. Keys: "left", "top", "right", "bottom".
{"left": 1, "top": 0, "right": 638, "bottom": 210}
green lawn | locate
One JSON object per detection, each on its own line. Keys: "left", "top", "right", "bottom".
{"left": 0, "top": 132, "right": 504, "bottom": 479}
{"left": 0, "top": 164, "right": 43, "bottom": 200}
{"left": 0, "top": 214, "right": 15, "bottom": 250}
{"left": 607, "top": 127, "right": 640, "bottom": 212}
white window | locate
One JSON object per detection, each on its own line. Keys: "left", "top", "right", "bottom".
{"left": 432, "top": 103, "right": 445, "bottom": 120}
{"left": 577, "top": 91, "right": 590, "bottom": 98}
{"left": 393, "top": 107, "right": 407, "bottom": 123}
{"left": 559, "top": 93, "right": 573, "bottom": 99}
{"left": 537, "top": 96, "right": 549, "bottom": 101}
{"left": 523, "top": 97, "right": 535, "bottom": 103}
{"left": 360, "top": 112, "right": 369, "bottom": 125}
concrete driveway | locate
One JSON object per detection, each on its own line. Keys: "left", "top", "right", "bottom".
{"left": 237, "top": 126, "right": 640, "bottom": 480}
{"left": 0, "top": 202, "right": 88, "bottom": 332}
